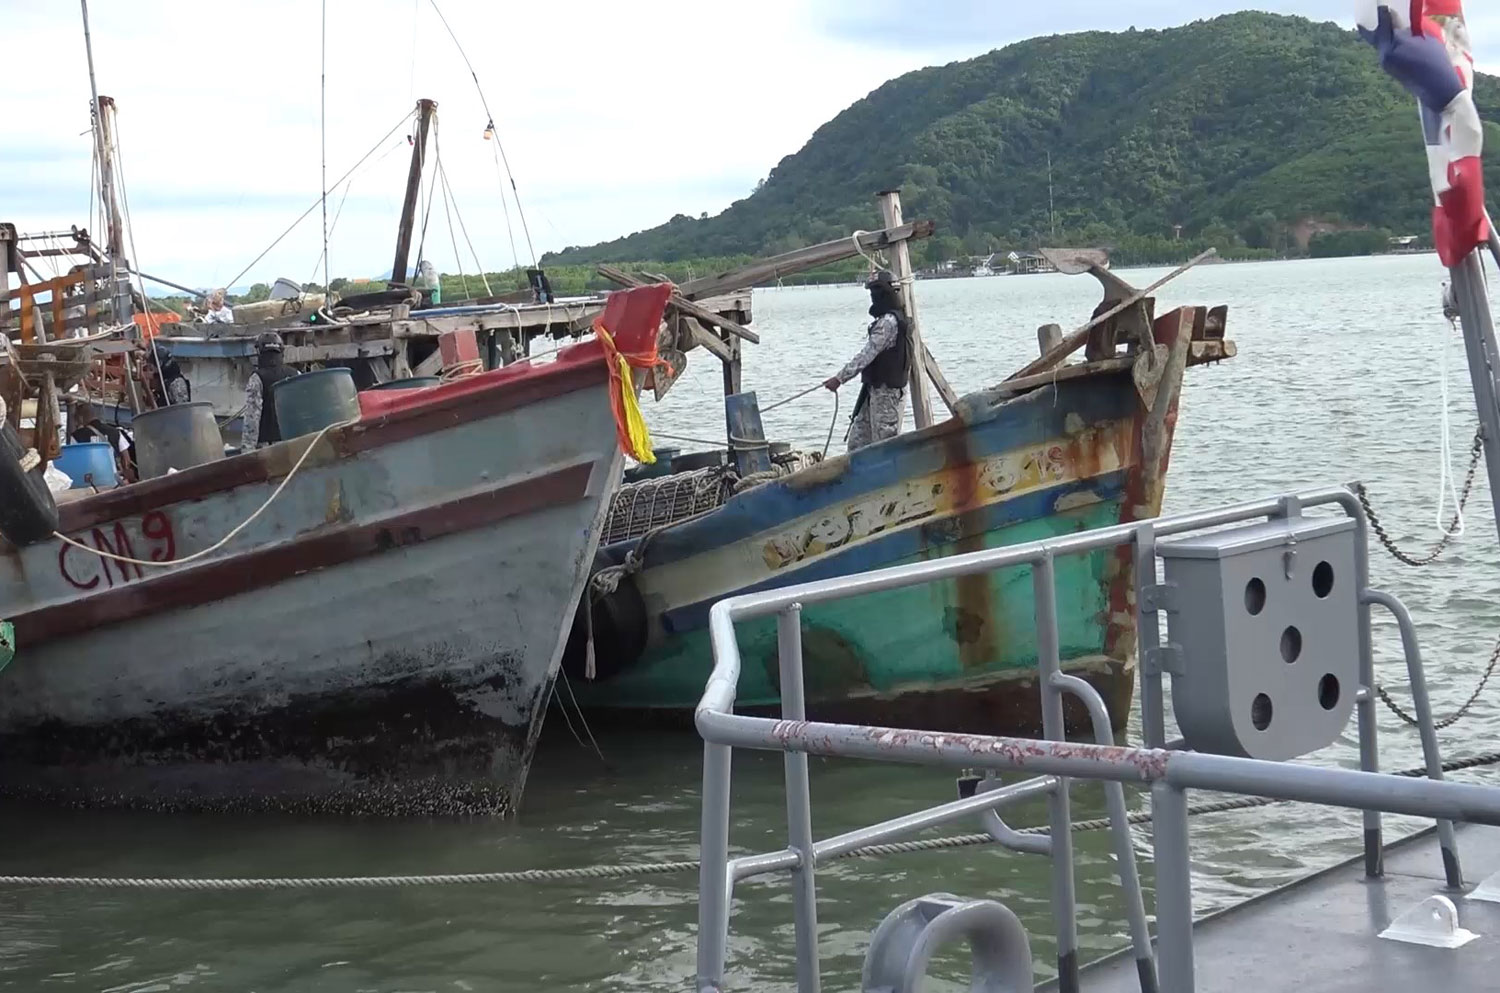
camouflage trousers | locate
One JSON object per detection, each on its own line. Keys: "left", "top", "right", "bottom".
{"left": 847, "top": 386, "right": 905, "bottom": 453}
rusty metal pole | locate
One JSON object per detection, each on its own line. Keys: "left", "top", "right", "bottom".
{"left": 391, "top": 99, "right": 436, "bottom": 287}
{"left": 876, "top": 190, "right": 935, "bottom": 430}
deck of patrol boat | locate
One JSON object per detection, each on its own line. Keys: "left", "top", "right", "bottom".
{"left": 1070, "top": 822, "right": 1500, "bottom": 992}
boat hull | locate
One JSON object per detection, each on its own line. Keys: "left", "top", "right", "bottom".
{"left": 581, "top": 466, "right": 1136, "bottom": 733}
{"left": 575, "top": 307, "right": 1203, "bottom": 736}
{"left": 0, "top": 472, "right": 612, "bottom": 815}
{"left": 0, "top": 316, "right": 656, "bottom": 815}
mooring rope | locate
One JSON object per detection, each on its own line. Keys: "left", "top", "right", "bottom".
{"left": 4, "top": 752, "right": 1497, "bottom": 891}
{"left": 52, "top": 418, "right": 356, "bottom": 568}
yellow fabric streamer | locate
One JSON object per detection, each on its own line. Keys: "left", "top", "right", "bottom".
{"left": 595, "top": 323, "right": 659, "bottom": 464}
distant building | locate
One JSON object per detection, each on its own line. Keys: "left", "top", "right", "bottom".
{"left": 1007, "top": 251, "right": 1056, "bottom": 276}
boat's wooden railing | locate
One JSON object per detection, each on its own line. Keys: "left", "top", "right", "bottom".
{"left": 1, "top": 264, "right": 114, "bottom": 344}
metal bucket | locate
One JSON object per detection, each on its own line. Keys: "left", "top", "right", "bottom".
{"left": 272, "top": 368, "right": 359, "bottom": 440}
{"left": 53, "top": 442, "right": 118, "bottom": 488}
{"left": 369, "top": 376, "right": 440, "bottom": 391}
{"left": 133, "top": 402, "right": 223, "bottom": 479}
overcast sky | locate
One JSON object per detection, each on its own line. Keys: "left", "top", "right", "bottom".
{"left": 6, "top": 1, "right": 1496, "bottom": 291}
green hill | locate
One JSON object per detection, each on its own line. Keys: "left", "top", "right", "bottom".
{"left": 544, "top": 12, "right": 1500, "bottom": 267}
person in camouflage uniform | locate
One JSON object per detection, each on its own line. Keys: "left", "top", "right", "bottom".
{"left": 240, "top": 332, "right": 296, "bottom": 450}
{"left": 823, "top": 271, "right": 909, "bottom": 452}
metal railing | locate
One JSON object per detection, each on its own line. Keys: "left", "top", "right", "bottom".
{"left": 694, "top": 485, "right": 1500, "bottom": 993}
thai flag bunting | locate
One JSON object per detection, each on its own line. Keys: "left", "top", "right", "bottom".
{"left": 1357, "top": 0, "right": 1488, "bottom": 266}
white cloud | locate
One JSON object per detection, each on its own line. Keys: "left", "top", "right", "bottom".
{"left": 7, "top": 1, "right": 1497, "bottom": 288}
{"left": 6, "top": 0, "right": 945, "bottom": 288}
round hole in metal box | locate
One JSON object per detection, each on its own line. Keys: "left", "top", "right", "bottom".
{"left": 1281, "top": 626, "right": 1302, "bottom": 664}
{"left": 1319, "top": 673, "right": 1340, "bottom": 711}
{"left": 1251, "top": 693, "right": 1273, "bottom": 731}
{"left": 1312, "top": 560, "right": 1335, "bottom": 598}
{"left": 1245, "top": 577, "right": 1267, "bottom": 615}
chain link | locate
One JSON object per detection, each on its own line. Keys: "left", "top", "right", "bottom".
{"left": 1352, "top": 428, "right": 1484, "bottom": 567}
{"left": 1377, "top": 630, "right": 1500, "bottom": 730}
{"left": 1355, "top": 427, "right": 1494, "bottom": 729}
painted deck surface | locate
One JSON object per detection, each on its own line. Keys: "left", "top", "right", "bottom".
{"left": 1070, "top": 822, "right": 1500, "bottom": 993}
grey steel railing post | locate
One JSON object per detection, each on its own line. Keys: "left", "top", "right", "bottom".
{"left": 777, "top": 604, "right": 822, "bottom": 993}
{"left": 1134, "top": 523, "right": 1168, "bottom": 749}
{"left": 1033, "top": 553, "right": 1079, "bottom": 993}
{"left": 1053, "top": 673, "right": 1157, "bottom": 993}
{"left": 1333, "top": 487, "right": 1385, "bottom": 878}
{"left": 697, "top": 738, "right": 734, "bottom": 992}
{"left": 1362, "top": 588, "right": 1463, "bottom": 889}
{"left": 1150, "top": 781, "right": 1195, "bottom": 993}
{"left": 1450, "top": 252, "right": 1500, "bottom": 547}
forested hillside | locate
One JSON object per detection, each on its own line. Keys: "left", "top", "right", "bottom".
{"left": 546, "top": 12, "right": 1500, "bottom": 267}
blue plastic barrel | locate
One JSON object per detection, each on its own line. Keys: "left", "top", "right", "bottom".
{"left": 53, "top": 442, "right": 118, "bottom": 488}
{"left": 272, "top": 368, "right": 360, "bottom": 440}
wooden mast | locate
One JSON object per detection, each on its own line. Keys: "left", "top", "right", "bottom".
{"left": 391, "top": 98, "right": 436, "bottom": 287}
{"left": 876, "top": 190, "right": 934, "bottom": 429}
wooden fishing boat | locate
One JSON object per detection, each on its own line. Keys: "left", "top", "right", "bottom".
{"left": 569, "top": 254, "right": 1233, "bottom": 736}
{"left": 0, "top": 284, "right": 671, "bottom": 815}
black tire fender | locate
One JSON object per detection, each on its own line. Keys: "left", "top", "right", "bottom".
{"left": 0, "top": 418, "right": 59, "bottom": 547}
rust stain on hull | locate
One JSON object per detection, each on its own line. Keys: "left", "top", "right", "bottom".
{"left": 1103, "top": 307, "right": 1197, "bottom": 666}
{"left": 936, "top": 421, "right": 1001, "bottom": 672}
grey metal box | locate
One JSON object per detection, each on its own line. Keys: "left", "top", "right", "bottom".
{"left": 1157, "top": 517, "right": 1359, "bottom": 760}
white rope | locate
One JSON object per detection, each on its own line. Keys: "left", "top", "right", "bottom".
{"left": 487, "top": 129, "right": 522, "bottom": 272}
{"left": 13, "top": 755, "right": 1500, "bottom": 892}
{"left": 431, "top": 120, "right": 473, "bottom": 303}
{"left": 427, "top": 0, "right": 537, "bottom": 266}
{"left": 227, "top": 108, "right": 414, "bottom": 293}
{"left": 102, "top": 105, "right": 169, "bottom": 402}
{"left": 1436, "top": 301, "right": 1467, "bottom": 538}
{"left": 52, "top": 418, "right": 356, "bottom": 568}
{"left": 440, "top": 359, "right": 483, "bottom": 382}
{"left": 319, "top": 0, "right": 330, "bottom": 294}
{"left": 309, "top": 137, "right": 409, "bottom": 285}
{"left": 849, "top": 230, "right": 889, "bottom": 279}
{"left": 435, "top": 141, "right": 492, "bottom": 297}
{"left": 822, "top": 388, "right": 839, "bottom": 460}
{"left": 761, "top": 382, "right": 825, "bottom": 413}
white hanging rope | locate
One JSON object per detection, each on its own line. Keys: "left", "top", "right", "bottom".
{"left": 1436, "top": 288, "right": 1468, "bottom": 538}
{"left": 426, "top": 0, "right": 537, "bottom": 266}
{"left": 309, "top": 137, "right": 408, "bottom": 286}
{"left": 107, "top": 104, "right": 170, "bottom": 399}
{"left": 435, "top": 149, "right": 471, "bottom": 301}
{"left": 434, "top": 126, "right": 492, "bottom": 297}
{"left": 849, "top": 230, "right": 889, "bottom": 279}
{"left": 488, "top": 136, "right": 522, "bottom": 273}
{"left": 319, "top": 0, "right": 330, "bottom": 294}
{"left": 226, "top": 108, "right": 414, "bottom": 293}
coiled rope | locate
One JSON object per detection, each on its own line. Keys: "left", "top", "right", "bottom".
{"left": 4, "top": 751, "right": 1496, "bottom": 891}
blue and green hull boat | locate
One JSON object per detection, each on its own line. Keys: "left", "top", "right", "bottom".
{"left": 570, "top": 303, "right": 1231, "bottom": 736}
